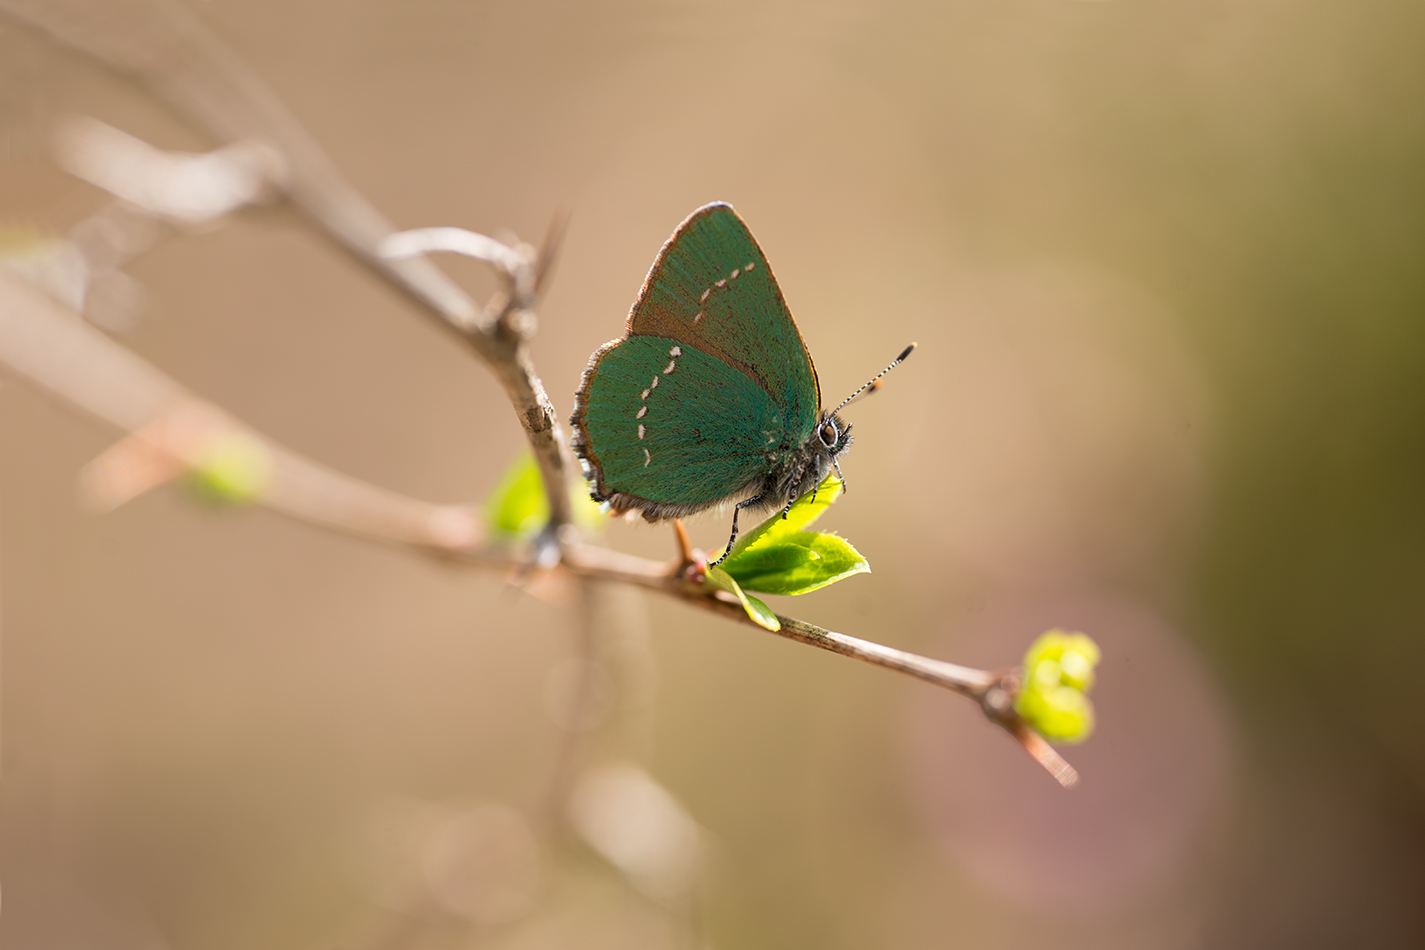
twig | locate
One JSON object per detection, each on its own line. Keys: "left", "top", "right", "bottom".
{"left": 770, "top": 616, "right": 995, "bottom": 698}
{"left": 670, "top": 519, "right": 695, "bottom": 571}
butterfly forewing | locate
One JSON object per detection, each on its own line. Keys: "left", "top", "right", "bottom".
{"left": 628, "top": 204, "right": 821, "bottom": 434}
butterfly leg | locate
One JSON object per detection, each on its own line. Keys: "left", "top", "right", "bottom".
{"left": 832, "top": 458, "right": 847, "bottom": 493}
{"left": 708, "top": 493, "right": 765, "bottom": 568}
{"left": 781, "top": 461, "right": 809, "bottom": 520}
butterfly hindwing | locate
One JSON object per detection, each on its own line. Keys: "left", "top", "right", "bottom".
{"left": 578, "top": 336, "right": 783, "bottom": 509}
{"left": 627, "top": 204, "right": 821, "bottom": 436}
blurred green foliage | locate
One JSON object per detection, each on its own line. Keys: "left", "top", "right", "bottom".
{"left": 486, "top": 452, "right": 603, "bottom": 539}
{"left": 187, "top": 433, "right": 273, "bottom": 506}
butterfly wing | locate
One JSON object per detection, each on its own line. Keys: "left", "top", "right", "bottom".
{"left": 627, "top": 203, "right": 822, "bottom": 432}
{"left": 574, "top": 335, "right": 783, "bottom": 515}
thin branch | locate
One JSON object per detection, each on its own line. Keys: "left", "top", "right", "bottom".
{"left": 670, "top": 519, "right": 695, "bottom": 571}
{"left": 771, "top": 616, "right": 995, "bottom": 698}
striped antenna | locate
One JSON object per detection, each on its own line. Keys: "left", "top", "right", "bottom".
{"left": 832, "top": 343, "right": 916, "bottom": 415}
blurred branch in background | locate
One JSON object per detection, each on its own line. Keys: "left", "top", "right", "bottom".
{"left": 0, "top": 0, "right": 574, "bottom": 530}
{"left": 56, "top": 114, "right": 281, "bottom": 224}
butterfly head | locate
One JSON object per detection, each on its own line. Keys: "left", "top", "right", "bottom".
{"left": 815, "top": 413, "right": 853, "bottom": 458}
{"left": 784, "top": 411, "right": 852, "bottom": 500}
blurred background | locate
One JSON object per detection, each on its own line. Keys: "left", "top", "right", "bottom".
{"left": 1, "top": 0, "right": 1424, "bottom": 946}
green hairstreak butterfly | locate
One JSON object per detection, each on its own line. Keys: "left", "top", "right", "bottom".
{"left": 571, "top": 202, "right": 913, "bottom": 564}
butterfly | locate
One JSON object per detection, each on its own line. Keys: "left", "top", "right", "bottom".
{"left": 570, "top": 202, "right": 912, "bottom": 564}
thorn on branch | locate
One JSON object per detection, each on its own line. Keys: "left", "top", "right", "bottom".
{"left": 534, "top": 209, "right": 570, "bottom": 297}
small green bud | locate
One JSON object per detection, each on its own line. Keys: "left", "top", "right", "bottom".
{"left": 1015, "top": 629, "right": 1101, "bottom": 744}
{"left": 187, "top": 433, "right": 273, "bottom": 505}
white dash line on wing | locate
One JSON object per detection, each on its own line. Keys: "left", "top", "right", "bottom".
{"left": 664, "top": 360, "right": 676, "bottom": 374}
{"left": 669, "top": 345, "right": 682, "bottom": 356}
{"left": 643, "top": 448, "right": 651, "bottom": 467}
{"left": 697, "top": 263, "right": 757, "bottom": 314}
{"left": 636, "top": 406, "right": 647, "bottom": 419}
{"left": 650, "top": 376, "right": 659, "bottom": 389}
{"left": 638, "top": 424, "right": 646, "bottom": 440}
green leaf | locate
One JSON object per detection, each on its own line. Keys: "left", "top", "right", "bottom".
{"left": 711, "top": 475, "right": 868, "bottom": 595}
{"left": 722, "top": 473, "right": 843, "bottom": 561}
{"left": 704, "top": 565, "right": 781, "bottom": 631}
{"left": 486, "top": 452, "right": 605, "bottom": 539}
{"left": 723, "top": 532, "right": 869, "bottom": 596}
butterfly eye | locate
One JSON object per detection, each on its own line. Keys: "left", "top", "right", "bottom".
{"left": 818, "top": 421, "right": 838, "bottom": 447}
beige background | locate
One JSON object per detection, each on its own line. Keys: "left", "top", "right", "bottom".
{"left": 2, "top": 0, "right": 1424, "bottom": 947}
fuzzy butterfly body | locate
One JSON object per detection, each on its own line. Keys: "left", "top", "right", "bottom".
{"left": 571, "top": 203, "right": 863, "bottom": 559}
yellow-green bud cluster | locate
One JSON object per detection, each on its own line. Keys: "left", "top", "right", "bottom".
{"left": 1014, "top": 629, "right": 1101, "bottom": 744}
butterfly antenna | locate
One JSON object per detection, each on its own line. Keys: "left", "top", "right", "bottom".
{"left": 832, "top": 343, "right": 917, "bottom": 415}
